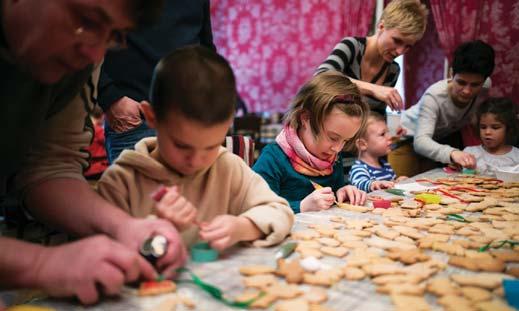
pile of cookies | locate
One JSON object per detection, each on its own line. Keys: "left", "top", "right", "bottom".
{"left": 234, "top": 176, "right": 518, "bottom": 310}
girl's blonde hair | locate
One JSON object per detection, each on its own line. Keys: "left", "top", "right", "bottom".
{"left": 380, "top": 0, "right": 428, "bottom": 39}
{"left": 284, "top": 71, "right": 369, "bottom": 149}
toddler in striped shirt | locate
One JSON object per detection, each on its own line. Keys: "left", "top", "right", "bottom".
{"left": 349, "top": 111, "right": 407, "bottom": 192}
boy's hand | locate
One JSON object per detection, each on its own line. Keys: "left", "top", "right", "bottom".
{"left": 154, "top": 186, "right": 197, "bottom": 231}
{"left": 450, "top": 151, "right": 476, "bottom": 168}
{"left": 370, "top": 180, "right": 395, "bottom": 191}
{"left": 198, "top": 215, "right": 261, "bottom": 251}
{"left": 336, "top": 185, "right": 367, "bottom": 205}
{"left": 300, "top": 187, "right": 335, "bottom": 212}
{"left": 395, "top": 176, "right": 408, "bottom": 182}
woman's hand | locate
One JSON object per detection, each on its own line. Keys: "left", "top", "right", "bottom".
{"left": 300, "top": 187, "right": 335, "bottom": 212}
{"left": 450, "top": 151, "right": 476, "bottom": 168}
{"left": 336, "top": 185, "right": 367, "bottom": 205}
{"left": 372, "top": 85, "right": 403, "bottom": 111}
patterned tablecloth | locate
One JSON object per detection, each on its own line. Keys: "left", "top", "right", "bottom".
{"left": 2, "top": 169, "right": 516, "bottom": 310}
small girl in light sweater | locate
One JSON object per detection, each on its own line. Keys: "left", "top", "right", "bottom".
{"left": 463, "top": 97, "right": 519, "bottom": 174}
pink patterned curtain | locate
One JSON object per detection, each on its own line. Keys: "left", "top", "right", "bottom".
{"left": 211, "top": 0, "right": 376, "bottom": 113}
{"left": 430, "top": 0, "right": 519, "bottom": 99}
{"left": 403, "top": 0, "right": 445, "bottom": 108}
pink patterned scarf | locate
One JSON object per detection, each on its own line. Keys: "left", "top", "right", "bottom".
{"left": 276, "top": 125, "right": 336, "bottom": 176}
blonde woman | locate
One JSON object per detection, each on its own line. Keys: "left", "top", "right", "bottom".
{"left": 253, "top": 71, "right": 370, "bottom": 213}
{"left": 316, "top": 0, "right": 428, "bottom": 114}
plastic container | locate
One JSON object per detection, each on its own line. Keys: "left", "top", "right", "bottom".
{"left": 373, "top": 199, "right": 392, "bottom": 209}
{"left": 414, "top": 193, "right": 441, "bottom": 204}
{"left": 495, "top": 169, "right": 519, "bottom": 182}
{"left": 190, "top": 242, "right": 219, "bottom": 262}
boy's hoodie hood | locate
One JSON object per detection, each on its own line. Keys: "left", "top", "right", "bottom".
{"left": 115, "top": 137, "right": 227, "bottom": 182}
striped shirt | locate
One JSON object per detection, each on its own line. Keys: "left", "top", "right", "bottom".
{"left": 316, "top": 37, "right": 400, "bottom": 114}
{"left": 348, "top": 159, "right": 396, "bottom": 192}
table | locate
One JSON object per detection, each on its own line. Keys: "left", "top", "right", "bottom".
{"left": 3, "top": 169, "right": 516, "bottom": 310}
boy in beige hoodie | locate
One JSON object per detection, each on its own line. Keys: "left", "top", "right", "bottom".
{"left": 97, "top": 46, "right": 294, "bottom": 251}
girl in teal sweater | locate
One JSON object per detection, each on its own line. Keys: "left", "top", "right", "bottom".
{"left": 253, "top": 71, "right": 369, "bottom": 213}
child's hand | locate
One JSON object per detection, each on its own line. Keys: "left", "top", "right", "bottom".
{"left": 450, "top": 151, "right": 476, "bottom": 168}
{"left": 396, "top": 126, "right": 407, "bottom": 137}
{"left": 336, "top": 185, "right": 367, "bottom": 205}
{"left": 395, "top": 176, "right": 408, "bottom": 182}
{"left": 198, "top": 215, "right": 261, "bottom": 251}
{"left": 300, "top": 187, "right": 335, "bottom": 212}
{"left": 154, "top": 186, "right": 197, "bottom": 231}
{"left": 370, "top": 180, "right": 395, "bottom": 191}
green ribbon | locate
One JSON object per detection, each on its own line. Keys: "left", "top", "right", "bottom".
{"left": 175, "top": 267, "right": 265, "bottom": 308}
{"left": 479, "top": 240, "right": 519, "bottom": 252}
{"left": 446, "top": 214, "right": 468, "bottom": 223}
{"left": 385, "top": 189, "right": 406, "bottom": 196}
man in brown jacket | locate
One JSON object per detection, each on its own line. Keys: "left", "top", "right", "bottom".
{"left": 1, "top": 0, "right": 186, "bottom": 305}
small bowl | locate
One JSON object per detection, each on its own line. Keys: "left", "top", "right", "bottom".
{"left": 190, "top": 242, "right": 219, "bottom": 262}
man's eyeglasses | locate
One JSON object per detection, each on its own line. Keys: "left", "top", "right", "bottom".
{"left": 74, "top": 26, "right": 127, "bottom": 51}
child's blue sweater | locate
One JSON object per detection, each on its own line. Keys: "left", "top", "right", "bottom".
{"left": 252, "top": 143, "right": 345, "bottom": 213}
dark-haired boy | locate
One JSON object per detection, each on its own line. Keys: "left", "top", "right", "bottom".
{"left": 97, "top": 45, "right": 294, "bottom": 251}
{"left": 400, "top": 40, "right": 495, "bottom": 168}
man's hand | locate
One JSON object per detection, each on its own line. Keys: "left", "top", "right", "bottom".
{"left": 112, "top": 217, "right": 188, "bottom": 279}
{"left": 154, "top": 186, "right": 198, "bottom": 231}
{"left": 300, "top": 187, "right": 336, "bottom": 212}
{"left": 34, "top": 235, "right": 156, "bottom": 305}
{"left": 336, "top": 185, "right": 367, "bottom": 205}
{"left": 373, "top": 85, "right": 403, "bottom": 111}
{"left": 370, "top": 180, "right": 395, "bottom": 191}
{"left": 105, "top": 96, "right": 142, "bottom": 132}
{"left": 450, "top": 150, "right": 476, "bottom": 168}
{"left": 198, "top": 215, "right": 261, "bottom": 251}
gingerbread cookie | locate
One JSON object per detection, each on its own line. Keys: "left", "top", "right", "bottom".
{"left": 275, "top": 298, "right": 310, "bottom": 311}
{"left": 475, "top": 299, "right": 515, "bottom": 311}
{"left": 266, "top": 283, "right": 303, "bottom": 299}
{"left": 138, "top": 280, "right": 176, "bottom": 296}
{"left": 317, "top": 237, "right": 341, "bottom": 247}
{"left": 474, "top": 257, "right": 506, "bottom": 272}
{"left": 460, "top": 286, "right": 492, "bottom": 302}
{"left": 320, "top": 246, "right": 348, "bottom": 257}
{"left": 426, "top": 277, "right": 460, "bottom": 296}
{"left": 437, "top": 295, "right": 474, "bottom": 311}
{"left": 386, "top": 248, "right": 430, "bottom": 265}
{"left": 378, "top": 283, "right": 425, "bottom": 296}
{"left": 342, "top": 267, "right": 366, "bottom": 281}
{"left": 304, "top": 287, "right": 328, "bottom": 304}
{"left": 373, "top": 274, "right": 424, "bottom": 285}
{"left": 450, "top": 273, "right": 512, "bottom": 289}
{"left": 391, "top": 294, "right": 430, "bottom": 311}
{"left": 292, "top": 230, "right": 320, "bottom": 240}
{"left": 276, "top": 259, "right": 304, "bottom": 284}
{"left": 240, "top": 265, "right": 276, "bottom": 276}
{"left": 243, "top": 274, "right": 277, "bottom": 289}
